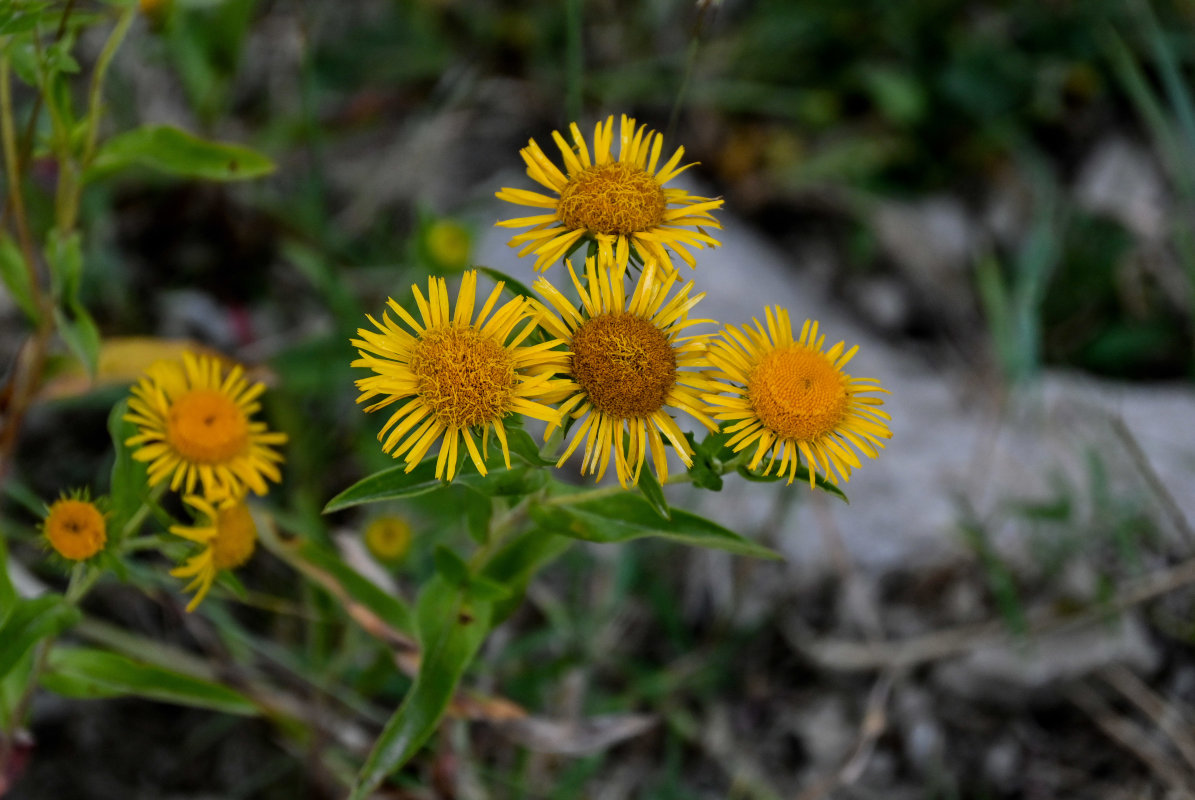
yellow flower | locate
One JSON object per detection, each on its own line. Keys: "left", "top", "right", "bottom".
{"left": 42, "top": 493, "right": 107, "bottom": 561}
{"left": 169, "top": 495, "right": 257, "bottom": 612}
{"left": 364, "top": 516, "right": 413, "bottom": 562}
{"left": 125, "top": 353, "right": 287, "bottom": 500}
{"left": 423, "top": 219, "right": 473, "bottom": 272}
{"left": 704, "top": 308, "right": 892, "bottom": 487}
{"left": 351, "top": 270, "right": 567, "bottom": 481}
{"left": 533, "top": 256, "right": 719, "bottom": 486}
{"left": 496, "top": 114, "right": 723, "bottom": 275}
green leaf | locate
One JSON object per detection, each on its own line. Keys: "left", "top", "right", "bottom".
{"left": 685, "top": 430, "right": 727, "bottom": 491}
{"left": 106, "top": 399, "right": 149, "bottom": 539}
{"left": 295, "top": 541, "right": 414, "bottom": 636}
{"left": 457, "top": 465, "right": 545, "bottom": 497}
{"left": 637, "top": 468, "right": 670, "bottom": 520}
{"left": 41, "top": 647, "right": 257, "bottom": 715}
{"left": 534, "top": 491, "right": 781, "bottom": 560}
{"left": 734, "top": 464, "right": 849, "bottom": 502}
{"left": 475, "top": 266, "right": 536, "bottom": 302}
{"left": 89, "top": 125, "right": 275, "bottom": 182}
{"left": 432, "top": 546, "right": 470, "bottom": 587}
{"left": 0, "top": 596, "right": 81, "bottom": 681}
{"left": 0, "top": 235, "right": 40, "bottom": 324}
{"left": 0, "top": 538, "right": 16, "bottom": 631}
{"left": 504, "top": 427, "right": 557, "bottom": 467}
{"left": 45, "top": 230, "right": 82, "bottom": 306}
{"left": 324, "top": 460, "right": 446, "bottom": 512}
{"left": 54, "top": 305, "right": 101, "bottom": 378}
{"left": 349, "top": 578, "right": 493, "bottom": 799}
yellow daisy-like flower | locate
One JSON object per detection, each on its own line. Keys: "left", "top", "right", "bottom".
{"left": 533, "top": 256, "right": 719, "bottom": 487}
{"left": 125, "top": 353, "right": 287, "bottom": 500}
{"left": 42, "top": 493, "right": 107, "bottom": 561}
{"left": 169, "top": 495, "right": 257, "bottom": 612}
{"left": 704, "top": 308, "right": 892, "bottom": 487}
{"left": 364, "top": 515, "right": 413, "bottom": 563}
{"left": 496, "top": 114, "right": 723, "bottom": 275}
{"left": 351, "top": 270, "right": 567, "bottom": 481}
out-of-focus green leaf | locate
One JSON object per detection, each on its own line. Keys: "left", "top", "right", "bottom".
{"left": 41, "top": 647, "right": 257, "bottom": 715}
{"left": 45, "top": 230, "right": 82, "bottom": 306}
{"left": 0, "top": 235, "right": 40, "bottom": 324}
{"left": 89, "top": 125, "right": 274, "bottom": 181}
{"left": 433, "top": 546, "right": 470, "bottom": 587}
{"left": 54, "top": 305, "right": 101, "bottom": 378}
{"left": 292, "top": 540, "right": 414, "bottom": 636}
{"left": 533, "top": 490, "right": 781, "bottom": 560}
{"left": 348, "top": 577, "right": 493, "bottom": 799}
{"left": 324, "top": 460, "right": 445, "bottom": 512}
{"left": 0, "top": 538, "right": 16, "bottom": 630}
{"left": 106, "top": 399, "right": 148, "bottom": 539}
{"left": 0, "top": 596, "right": 81, "bottom": 681}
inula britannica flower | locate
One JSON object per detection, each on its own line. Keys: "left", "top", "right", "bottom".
{"left": 496, "top": 114, "right": 723, "bottom": 274}
{"left": 170, "top": 495, "right": 258, "bottom": 611}
{"left": 352, "top": 270, "right": 566, "bottom": 481}
{"left": 704, "top": 308, "right": 892, "bottom": 487}
{"left": 125, "top": 353, "right": 287, "bottom": 500}
{"left": 533, "top": 256, "right": 719, "bottom": 486}
{"left": 42, "top": 492, "right": 107, "bottom": 561}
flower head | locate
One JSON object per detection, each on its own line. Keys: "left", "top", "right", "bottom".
{"left": 169, "top": 495, "right": 257, "bottom": 611}
{"left": 496, "top": 114, "right": 722, "bottom": 275}
{"left": 704, "top": 308, "right": 892, "bottom": 487}
{"left": 534, "top": 256, "right": 719, "bottom": 486}
{"left": 42, "top": 492, "right": 107, "bottom": 561}
{"left": 352, "top": 270, "right": 567, "bottom": 481}
{"left": 364, "top": 516, "right": 413, "bottom": 562}
{"left": 125, "top": 353, "right": 287, "bottom": 500}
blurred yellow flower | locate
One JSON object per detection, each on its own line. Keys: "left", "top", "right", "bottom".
{"left": 704, "top": 309, "right": 892, "bottom": 487}
{"left": 170, "top": 495, "right": 257, "bottom": 612}
{"left": 423, "top": 219, "right": 473, "bottom": 272}
{"left": 533, "top": 256, "right": 718, "bottom": 486}
{"left": 496, "top": 114, "right": 722, "bottom": 274}
{"left": 352, "top": 270, "right": 567, "bottom": 481}
{"left": 364, "top": 516, "right": 413, "bottom": 562}
{"left": 42, "top": 494, "right": 107, "bottom": 561}
{"left": 125, "top": 353, "right": 287, "bottom": 500}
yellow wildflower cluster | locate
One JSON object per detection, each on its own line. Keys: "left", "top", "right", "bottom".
{"left": 122, "top": 352, "right": 287, "bottom": 610}
{"left": 352, "top": 114, "right": 892, "bottom": 490}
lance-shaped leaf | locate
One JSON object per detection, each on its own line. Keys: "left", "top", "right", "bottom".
{"left": 89, "top": 125, "right": 275, "bottom": 182}
{"left": 348, "top": 577, "right": 493, "bottom": 799}
{"left": 533, "top": 489, "right": 781, "bottom": 561}
{"left": 41, "top": 647, "right": 257, "bottom": 716}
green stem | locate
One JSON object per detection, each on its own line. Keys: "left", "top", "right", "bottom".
{"left": 81, "top": 6, "right": 136, "bottom": 170}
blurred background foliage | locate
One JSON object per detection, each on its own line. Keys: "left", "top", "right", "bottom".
{"left": 4, "top": 0, "right": 1195, "bottom": 797}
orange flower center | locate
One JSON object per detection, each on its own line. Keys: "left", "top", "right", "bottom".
{"left": 558, "top": 162, "right": 667, "bottom": 235}
{"left": 167, "top": 389, "right": 250, "bottom": 463}
{"left": 410, "top": 326, "right": 516, "bottom": 428}
{"left": 212, "top": 503, "right": 256, "bottom": 570}
{"left": 45, "top": 499, "right": 107, "bottom": 561}
{"left": 571, "top": 313, "right": 676, "bottom": 418}
{"left": 748, "top": 347, "right": 848, "bottom": 441}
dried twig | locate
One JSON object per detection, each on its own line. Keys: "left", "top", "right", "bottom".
{"left": 1099, "top": 663, "right": 1195, "bottom": 776}
{"left": 1066, "top": 682, "right": 1195, "bottom": 799}
{"left": 795, "top": 671, "right": 894, "bottom": 800}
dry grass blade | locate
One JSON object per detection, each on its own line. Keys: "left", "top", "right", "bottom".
{"left": 794, "top": 671, "right": 893, "bottom": 800}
